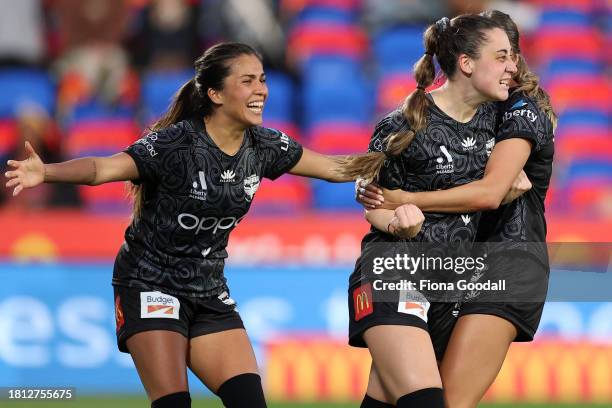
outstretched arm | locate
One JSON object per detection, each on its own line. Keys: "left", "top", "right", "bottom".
{"left": 5, "top": 141, "right": 139, "bottom": 196}
{"left": 288, "top": 147, "right": 352, "bottom": 182}
{"left": 379, "top": 138, "right": 532, "bottom": 212}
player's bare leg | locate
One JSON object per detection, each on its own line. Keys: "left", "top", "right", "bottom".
{"left": 127, "top": 330, "right": 189, "bottom": 401}
{"left": 440, "top": 314, "right": 517, "bottom": 408}
{"left": 364, "top": 325, "right": 443, "bottom": 406}
{"left": 188, "top": 328, "right": 264, "bottom": 407}
{"left": 363, "top": 361, "right": 396, "bottom": 405}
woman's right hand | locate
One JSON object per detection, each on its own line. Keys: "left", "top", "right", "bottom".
{"left": 4, "top": 141, "right": 45, "bottom": 196}
{"left": 388, "top": 204, "right": 425, "bottom": 239}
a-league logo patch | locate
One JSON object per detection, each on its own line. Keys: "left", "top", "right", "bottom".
{"left": 353, "top": 283, "right": 374, "bottom": 321}
{"left": 140, "top": 291, "right": 180, "bottom": 319}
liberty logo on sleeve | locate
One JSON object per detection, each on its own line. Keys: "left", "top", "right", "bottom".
{"left": 280, "top": 132, "right": 290, "bottom": 151}
{"left": 436, "top": 145, "right": 454, "bottom": 174}
{"left": 190, "top": 170, "right": 207, "bottom": 201}
{"left": 140, "top": 292, "right": 180, "bottom": 319}
{"left": 461, "top": 214, "right": 471, "bottom": 225}
{"left": 503, "top": 99, "right": 538, "bottom": 123}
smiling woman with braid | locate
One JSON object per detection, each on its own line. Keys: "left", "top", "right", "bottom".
{"left": 339, "top": 15, "right": 520, "bottom": 408}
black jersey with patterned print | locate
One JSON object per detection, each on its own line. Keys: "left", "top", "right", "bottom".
{"left": 114, "top": 118, "right": 303, "bottom": 297}
{"left": 350, "top": 100, "right": 498, "bottom": 287}
{"left": 477, "top": 90, "right": 554, "bottom": 259}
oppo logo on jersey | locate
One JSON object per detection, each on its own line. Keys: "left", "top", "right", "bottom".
{"left": 178, "top": 213, "right": 245, "bottom": 234}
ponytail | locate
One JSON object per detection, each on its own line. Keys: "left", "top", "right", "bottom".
{"left": 129, "top": 78, "right": 202, "bottom": 220}
{"left": 338, "top": 22, "right": 442, "bottom": 181}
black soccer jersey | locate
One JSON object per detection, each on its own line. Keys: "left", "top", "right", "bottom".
{"left": 477, "top": 90, "right": 554, "bottom": 248}
{"left": 350, "top": 99, "right": 497, "bottom": 285}
{"left": 113, "top": 119, "right": 303, "bottom": 297}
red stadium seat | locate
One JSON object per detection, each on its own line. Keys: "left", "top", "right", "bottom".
{"left": 281, "top": 0, "right": 360, "bottom": 14}
{"left": 377, "top": 74, "right": 416, "bottom": 113}
{"left": 287, "top": 23, "right": 368, "bottom": 64}
{"left": 66, "top": 120, "right": 140, "bottom": 157}
{"left": 377, "top": 74, "right": 445, "bottom": 114}
{"left": 78, "top": 182, "right": 132, "bottom": 213}
{"left": 308, "top": 122, "right": 370, "bottom": 154}
{"left": 262, "top": 120, "right": 302, "bottom": 144}
{"left": 556, "top": 133, "right": 612, "bottom": 160}
{"left": 249, "top": 175, "right": 311, "bottom": 214}
{"left": 531, "top": 27, "right": 603, "bottom": 63}
{"left": 65, "top": 119, "right": 139, "bottom": 212}
{"left": 0, "top": 119, "right": 17, "bottom": 157}
{"left": 529, "top": 0, "right": 598, "bottom": 12}
{"left": 546, "top": 75, "right": 611, "bottom": 111}
{"left": 567, "top": 182, "right": 612, "bottom": 213}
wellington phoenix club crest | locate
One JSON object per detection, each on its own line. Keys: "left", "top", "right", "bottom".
{"left": 244, "top": 174, "right": 260, "bottom": 202}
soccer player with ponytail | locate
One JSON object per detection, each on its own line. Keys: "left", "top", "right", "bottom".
{"left": 5, "top": 42, "right": 355, "bottom": 408}
{"left": 340, "top": 15, "right": 518, "bottom": 408}
{"left": 358, "top": 11, "right": 556, "bottom": 408}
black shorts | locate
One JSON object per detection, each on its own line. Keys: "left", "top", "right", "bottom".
{"left": 113, "top": 285, "right": 244, "bottom": 353}
{"left": 459, "top": 301, "right": 544, "bottom": 342}
{"left": 458, "top": 252, "right": 549, "bottom": 342}
{"left": 347, "top": 281, "right": 459, "bottom": 361}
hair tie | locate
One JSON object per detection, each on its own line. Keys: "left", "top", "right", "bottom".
{"left": 435, "top": 17, "right": 450, "bottom": 33}
{"left": 383, "top": 150, "right": 393, "bottom": 159}
{"left": 416, "top": 85, "right": 426, "bottom": 91}
{"left": 424, "top": 51, "right": 434, "bottom": 56}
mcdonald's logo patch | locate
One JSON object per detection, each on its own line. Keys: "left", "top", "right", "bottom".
{"left": 115, "top": 295, "right": 124, "bottom": 332}
{"left": 353, "top": 283, "right": 373, "bottom": 321}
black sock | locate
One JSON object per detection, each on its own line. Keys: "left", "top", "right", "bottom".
{"left": 151, "top": 391, "right": 191, "bottom": 408}
{"left": 217, "top": 373, "right": 267, "bottom": 408}
{"left": 361, "top": 394, "right": 395, "bottom": 407}
{"left": 396, "top": 387, "right": 444, "bottom": 408}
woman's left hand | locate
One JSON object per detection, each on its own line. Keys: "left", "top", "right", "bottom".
{"left": 355, "top": 178, "right": 384, "bottom": 209}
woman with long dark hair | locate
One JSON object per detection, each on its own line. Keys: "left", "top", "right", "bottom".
{"left": 359, "top": 11, "right": 556, "bottom": 408}
{"left": 338, "top": 14, "right": 518, "bottom": 408}
{"left": 5, "top": 42, "right": 356, "bottom": 408}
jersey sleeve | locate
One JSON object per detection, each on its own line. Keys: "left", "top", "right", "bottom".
{"left": 256, "top": 127, "right": 304, "bottom": 180}
{"left": 124, "top": 123, "right": 185, "bottom": 184}
{"left": 496, "top": 93, "right": 546, "bottom": 152}
{"left": 369, "top": 113, "right": 405, "bottom": 190}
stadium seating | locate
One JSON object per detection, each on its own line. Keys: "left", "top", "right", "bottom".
{"left": 141, "top": 70, "right": 192, "bottom": 122}
{"left": 249, "top": 175, "right": 311, "bottom": 214}
{"left": 64, "top": 119, "right": 139, "bottom": 212}
{"left": 372, "top": 26, "right": 425, "bottom": 74}
{"left": 262, "top": 71, "right": 296, "bottom": 125}
{"left": 287, "top": 22, "right": 368, "bottom": 64}
{"left": 308, "top": 122, "right": 370, "bottom": 154}
{"left": 0, "top": 119, "right": 17, "bottom": 163}
{"left": 0, "top": 69, "right": 55, "bottom": 117}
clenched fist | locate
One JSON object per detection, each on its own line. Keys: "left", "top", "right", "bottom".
{"left": 388, "top": 204, "right": 424, "bottom": 239}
